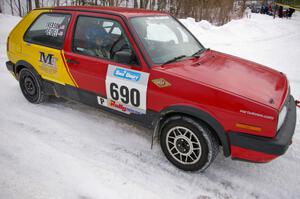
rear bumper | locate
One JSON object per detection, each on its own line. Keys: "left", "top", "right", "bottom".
{"left": 229, "top": 95, "right": 297, "bottom": 163}
{"left": 6, "top": 61, "right": 16, "bottom": 78}
{"left": 6, "top": 61, "right": 14, "bottom": 73}
{"left": 6, "top": 61, "right": 17, "bottom": 79}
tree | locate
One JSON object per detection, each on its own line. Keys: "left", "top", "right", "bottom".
{"left": 7, "top": 0, "right": 14, "bottom": 15}
{"left": 240, "top": 0, "right": 247, "bottom": 18}
{"left": 14, "top": 0, "right": 22, "bottom": 16}
{"left": 134, "top": 0, "right": 138, "bottom": 8}
{"left": 1, "top": 0, "right": 236, "bottom": 25}
{"left": 27, "top": 0, "right": 33, "bottom": 13}
{"left": 35, "top": 0, "right": 40, "bottom": 8}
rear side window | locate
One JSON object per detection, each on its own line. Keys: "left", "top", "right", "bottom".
{"left": 24, "top": 13, "right": 71, "bottom": 49}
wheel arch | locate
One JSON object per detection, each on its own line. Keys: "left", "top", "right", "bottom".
{"left": 15, "top": 60, "right": 39, "bottom": 79}
{"left": 154, "top": 105, "right": 231, "bottom": 157}
{"left": 15, "top": 60, "right": 53, "bottom": 95}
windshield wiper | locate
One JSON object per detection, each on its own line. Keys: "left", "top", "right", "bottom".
{"left": 162, "top": 55, "right": 187, "bottom": 66}
{"left": 192, "top": 48, "right": 206, "bottom": 57}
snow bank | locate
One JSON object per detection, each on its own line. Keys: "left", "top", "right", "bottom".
{"left": 0, "top": 14, "right": 21, "bottom": 62}
{"left": 0, "top": 13, "right": 300, "bottom": 199}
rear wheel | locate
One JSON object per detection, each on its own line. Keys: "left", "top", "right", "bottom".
{"left": 19, "top": 68, "right": 47, "bottom": 104}
{"left": 160, "top": 116, "right": 219, "bottom": 172}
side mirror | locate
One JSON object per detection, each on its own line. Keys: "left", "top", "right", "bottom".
{"left": 113, "top": 50, "right": 134, "bottom": 65}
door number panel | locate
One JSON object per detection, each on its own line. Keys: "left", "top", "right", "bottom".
{"left": 103, "top": 64, "right": 149, "bottom": 114}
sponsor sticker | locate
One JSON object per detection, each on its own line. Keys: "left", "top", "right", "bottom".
{"left": 39, "top": 52, "right": 58, "bottom": 74}
{"left": 106, "top": 65, "right": 149, "bottom": 115}
{"left": 240, "top": 110, "right": 274, "bottom": 120}
{"left": 113, "top": 68, "right": 141, "bottom": 82}
{"left": 45, "top": 22, "right": 66, "bottom": 37}
{"left": 152, "top": 78, "right": 171, "bottom": 88}
{"left": 97, "top": 96, "right": 142, "bottom": 115}
{"left": 97, "top": 96, "right": 107, "bottom": 106}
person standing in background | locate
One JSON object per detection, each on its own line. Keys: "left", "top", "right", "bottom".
{"left": 288, "top": 8, "right": 295, "bottom": 19}
{"left": 268, "top": 4, "right": 273, "bottom": 15}
{"left": 245, "top": 6, "right": 252, "bottom": 18}
{"left": 273, "top": 4, "right": 278, "bottom": 18}
{"left": 278, "top": 6, "right": 283, "bottom": 18}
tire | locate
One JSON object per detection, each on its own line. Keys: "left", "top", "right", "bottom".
{"left": 19, "top": 68, "right": 47, "bottom": 104}
{"left": 160, "top": 116, "right": 219, "bottom": 172}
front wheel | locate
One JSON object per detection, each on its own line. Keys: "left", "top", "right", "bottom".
{"left": 160, "top": 116, "right": 219, "bottom": 172}
{"left": 19, "top": 68, "right": 47, "bottom": 104}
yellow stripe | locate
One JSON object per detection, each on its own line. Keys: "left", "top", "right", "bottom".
{"left": 61, "top": 50, "right": 78, "bottom": 87}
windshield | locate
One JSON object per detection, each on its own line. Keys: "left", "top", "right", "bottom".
{"left": 130, "top": 15, "right": 204, "bottom": 65}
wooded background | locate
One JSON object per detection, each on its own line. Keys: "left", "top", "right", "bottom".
{"left": 0, "top": 0, "right": 255, "bottom": 25}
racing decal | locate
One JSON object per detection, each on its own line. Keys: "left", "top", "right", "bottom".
{"left": 45, "top": 22, "right": 66, "bottom": 37}
{"left": 152, "top": 78, "right": 171, "bottom": 88}
{"left": 240, "top": 110, "right": 274, "bottom": 120}
{"left": 105, "top": 65, "right": 149, "bottom": 114}
{"left": 39, "top": 51, "right": 58, "bottom": 74}
{"left": 97, "top": 96, "right": 107, "bottom": 106}
{"left": 97, "top": 96, "right": 143, "bottom": 115}
{"left": 61, "top": 51, "right": 78, "bottom": 87}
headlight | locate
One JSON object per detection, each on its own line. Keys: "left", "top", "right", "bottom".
{"left": 277, "top": 105, "right": 287, "bottom": 131}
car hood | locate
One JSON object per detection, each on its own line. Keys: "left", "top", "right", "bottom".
{"left": 161, "top": 50, "right": 288, "bottom": 110}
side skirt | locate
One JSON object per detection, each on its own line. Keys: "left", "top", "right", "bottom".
{"left": 42, "top": 79, "right": 159, "bottom": 129}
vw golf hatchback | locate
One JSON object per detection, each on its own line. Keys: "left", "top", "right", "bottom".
{"left": 6, "top": 6, "right": 297, "bottom": 171}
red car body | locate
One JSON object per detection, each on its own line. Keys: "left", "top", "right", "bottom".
{"left": 6, "top": 6, "right": 297, "bottom": 166}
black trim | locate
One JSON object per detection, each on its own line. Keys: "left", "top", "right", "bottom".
{"left": 42, "top": 79, "right": 159, "bottom": 129}
{"left": 23, "top": 12, "right": 72, "bottom": 50}
{"left": 6, "top": 61, "right": 15, "bottom": 74}
{"left": 157, "top": 105, "right": 231, "bottom": 157}
{"left": 15, "top": 60, "right": 40, "bottom": 77}
{"left": 229, "top": 95, "right": 297, "bottom": 156}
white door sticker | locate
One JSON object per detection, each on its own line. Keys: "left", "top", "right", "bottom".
{"left": 105, "top": 65, "right": 149, "bottom": 114}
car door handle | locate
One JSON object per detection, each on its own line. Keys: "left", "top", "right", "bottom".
{"left": 66, "top": 58, "right": 79, "bottom": 65}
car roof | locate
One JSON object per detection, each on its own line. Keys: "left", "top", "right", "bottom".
{"left": 51, "top": 6, "right": 168, "bottom": 18}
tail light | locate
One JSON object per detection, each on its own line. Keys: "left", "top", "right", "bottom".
{"left": 7, "top": 36, "right": 9, "bottom": 52}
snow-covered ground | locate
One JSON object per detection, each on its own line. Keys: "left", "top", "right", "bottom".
{"left": 0, "top": 13, "right": 300, "bottom": 199}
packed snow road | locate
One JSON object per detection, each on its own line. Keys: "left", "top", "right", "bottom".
{"left": 0, "top": 13, "right": 300, "bottom": 199}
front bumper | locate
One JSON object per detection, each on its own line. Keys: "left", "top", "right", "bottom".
{"left": 229, "top": 95, "right": 297, "bottom": 163}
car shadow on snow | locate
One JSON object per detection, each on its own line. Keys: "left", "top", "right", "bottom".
{"left": 44, "top": 96, "right": 153, "bottom": 139}
{"left": 44, "top": 96, "right": 272, "bottom": 172}
{"left": 41, "top": 96, "right": 280, "bottom": 199}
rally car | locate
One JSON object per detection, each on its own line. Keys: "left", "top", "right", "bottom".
{"left": 6, "top": 6, "right": 297, "bottom": 171}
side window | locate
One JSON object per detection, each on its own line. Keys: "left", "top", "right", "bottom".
{"left": 73, "top": 16, "right": 137, "bottom": 65}
{"left": 24, "top": 13, "right": 71, "bottom": 49}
